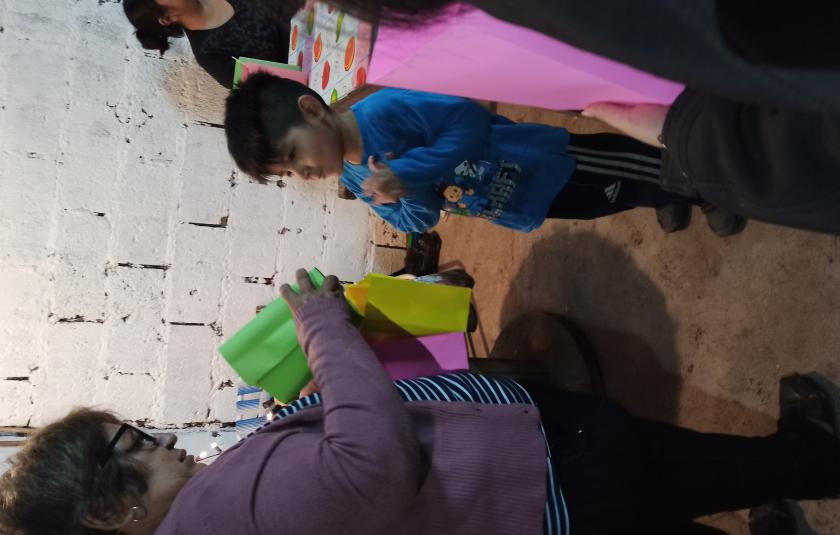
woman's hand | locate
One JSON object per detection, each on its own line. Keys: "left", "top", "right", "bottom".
{"left": 280, "top": 268, "right": 343, "bottom": 313}
{"left": 581, "top": 102, "right": 669, "bottom": 148}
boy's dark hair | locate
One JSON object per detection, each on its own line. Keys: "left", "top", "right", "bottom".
{"left": 123, "top": 0, "right": 185, "bottom": 55}
{"left": 0, "top": 409, "right": 150, "bottom": 535}
{"left": 225, "top": 72, "right": 329, "bottom": 180}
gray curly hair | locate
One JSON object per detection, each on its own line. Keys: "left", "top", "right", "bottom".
{"left": 0, "top": 409, "right": 149, "bottom": 535}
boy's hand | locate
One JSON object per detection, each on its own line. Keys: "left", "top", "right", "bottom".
{"left": 363, "top": 156, "right": 408, "bottom": 205}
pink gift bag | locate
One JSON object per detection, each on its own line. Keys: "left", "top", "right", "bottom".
{"left": 370, "top": 332, "right": 469, "bottom": 380}
{"left": 368, "top": 4, "right": 684, "bottom": 110}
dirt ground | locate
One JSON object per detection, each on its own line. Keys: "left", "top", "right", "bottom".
{"left": 370, "top": 104, "right": 840, "bottom": 533}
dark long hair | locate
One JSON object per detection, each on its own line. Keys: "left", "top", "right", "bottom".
{"left": 322, "top": 0, "right": 461, "bottom": 26}
{"left": 123, "top": 0, "right": 186, "bottom": 55}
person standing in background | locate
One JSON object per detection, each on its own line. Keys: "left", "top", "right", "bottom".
{"left": 319, "top": 0, "right": 840, "bottom": 235}
{"left": 123, "top": 0, "right": 303, "bottom": 89}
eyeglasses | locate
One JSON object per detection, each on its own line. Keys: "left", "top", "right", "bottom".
{"left": 99, "top": 423, "right": 159, "bottom": 466}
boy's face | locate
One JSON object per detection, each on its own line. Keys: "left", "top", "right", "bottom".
{"left": 267, "top": 96, "right": 345, "bottom": 181}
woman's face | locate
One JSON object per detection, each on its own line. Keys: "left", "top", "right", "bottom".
{"left": 103, "top": 423, "right": 205, "bottom": 522}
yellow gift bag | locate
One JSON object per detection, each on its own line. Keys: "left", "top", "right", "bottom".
{"left": 345, "top": 274, "right": 471, "bottom": 336}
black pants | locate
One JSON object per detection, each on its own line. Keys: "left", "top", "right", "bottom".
{"left": 523, "top": 382, "right": 840, "bottom": 535}
{"left": 548, "top": 134, "right": 698, "bottom": 220}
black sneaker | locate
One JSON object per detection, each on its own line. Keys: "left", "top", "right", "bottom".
{"left": 701, "top": 202, "right": 747, "bottom": 237}
{"left": 779, "top": 373, "right": 840, "bottom": 437}
{"left": 655, "top": 204, "right": 691, "bottom": 233}
{"left": 337, "top": 182, "right": 357, "bottom": 200}
{"left": 403, "top": 232, "right": 442, "bottom": 276}
{"left": 778, "top": 374, "right": 840, "bottom": 502}
{"left": 748, "top": 501, "right": 802, "bottom": 535}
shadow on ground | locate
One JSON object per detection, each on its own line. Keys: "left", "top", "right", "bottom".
{"left": 497, "top": 229, "right": 772, "bottom": 430}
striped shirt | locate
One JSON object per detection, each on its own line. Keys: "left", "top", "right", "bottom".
{"left": 240, "top": 373, "right": 569, "bottom": 535}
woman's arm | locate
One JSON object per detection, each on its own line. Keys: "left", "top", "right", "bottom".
{"left": 285, "top": 271, "right": 422, "bottom": 502}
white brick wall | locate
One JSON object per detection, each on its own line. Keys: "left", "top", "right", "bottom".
{"left": 0, "top": 0, "right": 373, "bottom": 427}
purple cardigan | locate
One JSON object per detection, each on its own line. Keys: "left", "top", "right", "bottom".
{"left": 156, "top": 298, "right": 547, "bottom": 534}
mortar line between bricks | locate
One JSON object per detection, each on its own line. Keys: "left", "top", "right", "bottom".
{"left": 212, "top": 139, "right": 239, "bottom": 427}
{"left": 270, "top": 171, "right": 288, "bottom": 301}
{"left": 213, "top": 225, "right": 235, "bottom": 421}
{"left": 0, "top": 0, "right": 9, "bottom": 154}
{"left": 323, "top": 193, "right": 334, "bottom": 276}
{"left": 32, "top": 1, "right": 87, "bottom": 426}
{"left": 98, "top": 15, "right": 139, "bottom": 415}
{"left": 320, "top": 189, "right": 329, "bottom": 271}
{"left": 365, "top": 217, "right": 377, "bottom": 274}
{"left": 156, "top": 58, "right": 194, "bottom": 426}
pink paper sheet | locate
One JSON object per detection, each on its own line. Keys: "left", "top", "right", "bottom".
{"left": 369, "top": 5, "right": 684, "bottom": 110}
{"left": 370, "top": 332, "right": 468, "bottom": 380}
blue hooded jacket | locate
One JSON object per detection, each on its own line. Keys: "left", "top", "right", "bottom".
{"left": 341, "top": 89, "right": 576, "bottom": 233}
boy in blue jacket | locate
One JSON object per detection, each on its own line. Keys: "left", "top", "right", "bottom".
{"left": 225, "top": 73, "right": 740, "bottom": 235}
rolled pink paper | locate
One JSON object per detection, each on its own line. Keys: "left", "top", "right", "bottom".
{"left": 369, "top": 4, "right": 684, "bottom": 110}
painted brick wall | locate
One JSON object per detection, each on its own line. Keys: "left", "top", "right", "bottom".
{"left": 0, "top": 0, "right": 373, "bottom": 427}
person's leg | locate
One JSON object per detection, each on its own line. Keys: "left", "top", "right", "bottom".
{"left": 585, "top": 93, "right": 840, "bottom": 235}
{"left": 520, "top": 383, "right": 651, "bottom": 534}
{"left": 634, "top": 418, "right": 840, "bottom": 524}
{"left": 548, "top": 133, "right": 699, "bottom": 220}
{"left": 524, "top": 382, "right": 840, "bottom": 534}
{"left": 577, "top": 106, "right": 749, "bottom": 236}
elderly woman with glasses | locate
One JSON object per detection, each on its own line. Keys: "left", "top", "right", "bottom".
{"left": 3, "top": 269, "right": 840, "bottom": 535}
{"left": 0, "top": 412, "right": 201, "bottom": 533}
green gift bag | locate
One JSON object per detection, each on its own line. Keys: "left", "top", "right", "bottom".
{"left": 219, "top": 268, "right": 325, "bottom": 403}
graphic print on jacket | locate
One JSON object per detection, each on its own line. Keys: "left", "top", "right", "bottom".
{"left": 440, "top": 159, "right": 523, "bottom": 222}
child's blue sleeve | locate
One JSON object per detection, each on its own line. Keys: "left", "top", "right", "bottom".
{"left": 384, "top": 93, "right": 492, "bottom": 190}
{"left": 368, "top": 189, "right": 442, "bottom": 233}
{"left": 346, "top": 91, "right": 490, "bottom": 233}
{"left": 341, "top": 168, "right": 442, "bottom": 233}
